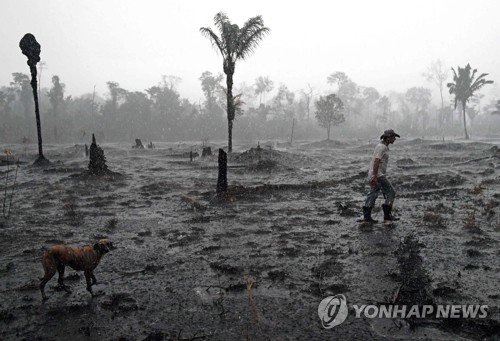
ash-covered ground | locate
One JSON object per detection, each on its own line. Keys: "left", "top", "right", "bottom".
{"left": 0, "top": 138, "right": 499, "bottom": 340}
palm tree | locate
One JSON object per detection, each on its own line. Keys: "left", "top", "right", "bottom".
{"left": 19, "top": 33, "right": 49, "bottom": 165}
{"left": 200, "top": 12, "right": 270, "bottom": 152}
{"left": 447, "top": 64, "right": 493, "bottom": 139}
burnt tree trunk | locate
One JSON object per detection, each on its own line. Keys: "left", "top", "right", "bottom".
{"left": 20, "top": 33, "right": 48, "bottom": 166}
{"left": 224, "top": 61, "right": 235, "bottom": 153}
{"left": 216, "top": 148, "right": 227, "bottom": 194}
{"left": 30, "top": 65, "right": 45, "bottom": 162}
{"left": 88, "top": 133, "right": 109, "bottom": 175}
{"left": 202, "top": 147, "right": 212, "bottom": 157}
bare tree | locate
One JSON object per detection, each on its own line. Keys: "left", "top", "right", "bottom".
{"left": 161, "top": 75, "right": 182, "bottom": 91}
{"left": 37, "top": 60, "right": 47, "bottom": 99}
{"left": 300, "top": 84, "right": 314, "bottom": 121}
{"left": 376, "top": 95, "right": 391, "bottom": 127}
{"left": 422, "top": 60, "right": 449, "bottom": 110}
{"left": 327, "top": 72, "right": 358, "bottom": 115}
{"left": 254, "top": 76, "right": 274, "bottom": 106}
{"left": 422, "top": 60, "right": 449, "bottom": 127}
{"left": 405, "top": 87, "right": 432, "bottom": 132}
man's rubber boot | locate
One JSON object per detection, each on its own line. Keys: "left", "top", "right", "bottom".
{"left": 362, "top": 206, "right": 378, "bottom": 224}
{"left": 382, "top": 204, "right": 399, "bottom": 222}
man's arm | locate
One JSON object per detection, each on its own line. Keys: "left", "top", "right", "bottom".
{"left": 370, "top": 158, "right": 380, "bottom": 186}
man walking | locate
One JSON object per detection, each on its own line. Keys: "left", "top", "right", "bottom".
{"left": 362, "top": 129, "right": 400, "bottom": 224}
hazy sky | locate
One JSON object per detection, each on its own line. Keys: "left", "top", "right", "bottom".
{"left": 2, "top": 0, "right": 500, "bottom": 104}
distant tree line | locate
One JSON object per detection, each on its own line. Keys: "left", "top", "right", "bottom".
{"left": 0, "top": 61, "right": 498, "bottom": 144}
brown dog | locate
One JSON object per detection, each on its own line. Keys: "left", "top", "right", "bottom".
{"left": 39, "top": 239, "right": 114, "bottom": 300}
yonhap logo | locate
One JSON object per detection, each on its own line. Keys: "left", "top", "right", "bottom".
{"left": 318, "top": 294, "right": 488, "bottom": 330}
{"left": 318, "top": 294, "right": 348, "bottom": 328}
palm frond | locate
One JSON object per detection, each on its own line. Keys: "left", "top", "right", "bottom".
{"left": 469, "top": 80, "right": 494, "bottom": 98}
{"left": 446, "top": 80, "right": 456, "bottom": 96}
{"left": 200, "top": 27, "right": 226, "bottom": 58}
{"left": 238, "top": 15, "right": 266, "bottom": 42}
{"left": 214, "top": 12, "right": 229, "bottom": 32}
{"left": 472, "top": 73, "right": 492, "bottom": 86}
{"left": 220, "top": 87, "right": 245, "bottom": 113}
{"left": 450, "top": 67, "right": 458, "bottom": 82}
{"left": 222, "top": 22, "right": 239, "bottom": 61}
{"left": 236, "top": 16, "right": 270, "bottom": 60}
{"left": 237, "top": 27, "right": 270, "bottom": 60}
{"left": 471, "top": 68, "right": 478, "bottom": 81}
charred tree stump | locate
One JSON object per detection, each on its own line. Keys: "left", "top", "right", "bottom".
{"left": 133, "top": 139, "right": 145, "bottom": 149}
{"left": 88, "top": 134, "right": 109, "bottom": 175}
{"left": 202, "top": 147, "right": 212, "bottom": 157}
{"left": 216, "top": 148, "right": 228, "bottom": 194}
{"left": 20, "top": 33, "right": 49, "bottom": 166}
{"left": 190, "top": 150, "right": 193, "bottom": 162}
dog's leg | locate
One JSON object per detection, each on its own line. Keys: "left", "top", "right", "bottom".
{"left": 40, "top": 272, "right": 55, "bottom": 301}
{"left": 40, "top": 253, "right": 57, "bottom": 301}
{"left": 84, "top": 270, "right": 94, "bottom": 296}
{"left": 91, "top": 273, "right": 97, "bottom": 286}
{"left": 56, "top": 264, "right": 71, "bottom": 293}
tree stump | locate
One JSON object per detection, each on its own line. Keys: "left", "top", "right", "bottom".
{"left": 133, "top": 139, "right": 145, "bottom": 149}
{"left": 216, "top": 148, "right": 228, "bottom": 194}
{"left": 202, "top": 147, "right": 212, "bottom": 157}
{"left": 88, "top": 134, "right": 109, "bottom": 175}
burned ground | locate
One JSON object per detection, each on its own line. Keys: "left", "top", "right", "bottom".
{"left": 0, "top": 138, "right": 499, "bottom": 340}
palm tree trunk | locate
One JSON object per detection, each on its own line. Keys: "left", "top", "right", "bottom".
{"left": 228, "top": 120, "right": 233, "bottom": 153}
{"left": 29, "top": 65, "right": 48, "bottom": 165}
{"left": 225, "top": 65, "right": 235, "bottom": 153}
{"left": 462, "top": 102, "right": 469, "bottom": 140}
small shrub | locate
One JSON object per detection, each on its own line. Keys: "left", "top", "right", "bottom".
{"left": 423, "top": 212, "right": 445, "bottom": 228}
{"left": 471, "top": 185, "right": 483, "bottom": 195}
{"left": 62, "top": 197, "right": 83, "bottom": 225}
{"left": 463, "top": 209, "right": 480, "bottom": 232}
{"left": 2, "top": 149, "right": 19, "bottom": 219}
{"left": 62, "top": 199, "right": 78, "bottom": 218}
{"left": 105, "top": 218, "right": 118, "bottom": 230}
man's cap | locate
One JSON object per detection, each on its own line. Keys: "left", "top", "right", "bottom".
{"left": 380, "top": 129, "right": 401, "bottom": 139}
